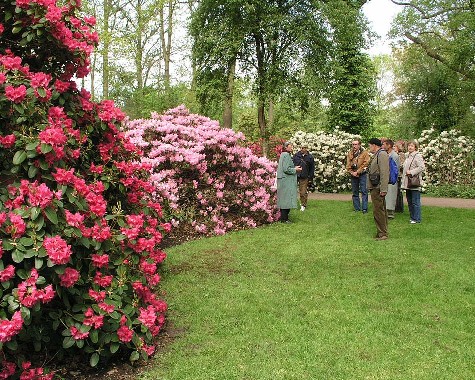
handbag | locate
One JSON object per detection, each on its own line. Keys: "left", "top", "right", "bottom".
{"left": 369, "top": 173, "right": 380, "bottom": 186}
{"left": 406, "top": 153, "right": 421, "bottom": 188}
{"left": 407, "top": 174, "right": 420, "bottom": 188}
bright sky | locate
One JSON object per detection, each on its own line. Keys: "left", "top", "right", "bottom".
{"left": 362, "top": 0, "right": 402, "bottom": 55}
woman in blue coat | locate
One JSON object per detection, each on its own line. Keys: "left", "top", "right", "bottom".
{"left": 276, "top": 142, "right": 302, "bottom": 223}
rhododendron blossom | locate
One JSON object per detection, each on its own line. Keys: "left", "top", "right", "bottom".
{"left": 43, "top": 236, "right": 72, "bottom": 265}
{"left": 0, "top": 311, "right": 23, "bottom": 343}
{"left": 125, "top": 106, "right": 278, "bottom": 237}
{"left": 0, "top": 0, "right": 168, "bottom": 375}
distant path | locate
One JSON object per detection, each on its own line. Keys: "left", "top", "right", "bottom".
{"left": 308, "top": 192, "right": 475, "bottom": 209}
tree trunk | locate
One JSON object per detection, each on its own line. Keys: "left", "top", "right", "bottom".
{"left": 223, "top": 58, "right": 236, "bottom": 129}
{"left": 160, "top": 0, "right": 174, "bottom": 90}
{"left": 102, "top": 0, "right": 112, "bottom": 98}
{"left": 135, "top": 0, "right": 144, "bottom": 92}
{"left": 254, "top": 33, "right": 269, "bottom": 157}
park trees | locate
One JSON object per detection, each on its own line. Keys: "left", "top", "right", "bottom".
{"left": 390, "top": 0, "right": 475, "bottom": 137}
{"left": 190, "top": 0, "right": 331, "bottom": 156}
{"left": 190, "top": 0, "right": 377, "bottom": 154}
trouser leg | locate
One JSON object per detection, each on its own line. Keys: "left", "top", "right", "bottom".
{"left": 371, "top": 188, "right": 388, "bottom": 238}
{"left": 298, "top": 178, "right": 309, "bottom": 207}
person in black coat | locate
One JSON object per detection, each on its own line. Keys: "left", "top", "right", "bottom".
{"left": 293, "top": 144, "right": 315, "bottom": 211}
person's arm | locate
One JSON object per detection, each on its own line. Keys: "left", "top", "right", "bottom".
{"left": 378, "top": 151, "right": 389, "bottom": 194}
{"left": 346, "top": 152, "right": 353, "bottom": 173}
{"left": 283, "top": 153, "right": 297, "bottom": 175}
{"left": 408, "top": 154, "right": 425, "bottom": 176}
{"left": 358, "top": 151, "right": 370, "bottom": 175}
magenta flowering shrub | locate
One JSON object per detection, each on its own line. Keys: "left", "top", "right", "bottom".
{"left": 125, "top": 106, "right": 278, "bottom": 237}
{"left": 0, "top": 0, "right": 167, "bottom": 377}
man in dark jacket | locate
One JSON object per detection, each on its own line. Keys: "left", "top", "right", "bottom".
{"left": 293, "top": 144, "right": 315, "bottom": 211}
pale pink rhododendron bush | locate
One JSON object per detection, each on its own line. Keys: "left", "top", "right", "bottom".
{"left": 125, "top": 106, "right": 278, "bottom": 238}
{"left": 0, "top": 0, "right": 168, "bottom": 377}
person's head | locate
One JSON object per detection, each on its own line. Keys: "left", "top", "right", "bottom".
{"left": 394, "top": 141, "right": 405, "bottom": 153}
{"left": 351, "top": 139, "right": 362, "bottom": 152}
{"left": 383, "top": 139, "right": 394, "bottom": 152}
{"left": 407, "top": 140, "right": 419, "bottom": 153}
{"left": 300, "top": 145, "right": 309, "bottom": 154}
{"left": 368, "top": 138, "right": 382, "bottom": 154}
{"left": 283, "top": 141, "right": 293, "bottom": 153}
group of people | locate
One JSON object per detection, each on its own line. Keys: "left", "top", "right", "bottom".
{"left": 276, "top": 142, "right": 315, "bottom": 223}
{"left": 276, "top": 138, "right": 425, "bottom": 240}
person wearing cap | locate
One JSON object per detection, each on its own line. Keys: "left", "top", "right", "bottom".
{"left": 367, "top": 138, "right": 389, "bottom": 240}
{"left": 293, "top": 144, "right": 315, "bottom": 211}
{"left": 346, "top": 138, "right": 370, "bottom": 213}
{"left": 276, "top": 142, "right": 302, "bottom": 223}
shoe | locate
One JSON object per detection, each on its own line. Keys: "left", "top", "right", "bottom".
{"left": 300, "top": 206, "right": 306, "bottom": 212}
{"left": 362, "top": 210, "right": 367, "bottom": 214}
{"left": 281, "top": 220, "right": 292, "bottom": 224}
{"left": 374, "top": 236, "right": 388, "bottom": 241}
{"left": 388, "top": 215, "right": 394, "bottom": 219}
{"left": 410, "top": 220, "right": 417, "bottom": 224}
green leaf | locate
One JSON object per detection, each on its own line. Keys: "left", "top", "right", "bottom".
{"left": 90, "top": 353, "right": 100, "bottom": 367}
{"left": 28, "top": 165, "right": 39, "bottom": 178}
{"left": 110, "top": 342, "right": 120, "bottom": 354}
{"left": 44, "top": 207, "right": 58, "bottom": 224}
{"left": 5, "top": 340, "right": 18, "bottom": 350}
{"left": 19, "top": 237, "right": 34, "bottom": 246}
{"left": 34, "top": 215, "right": 45, "bottom": 231}
{"left": 16, "top": 269, "right": 29, "bottom": 279}
{"left": 40, "top": 143, "right": 53, "bottom": 154}
{"left": 37, "top": 88, "right": 47, "bottom": 98}
{"left": 35, "top": 257, "right": 44, "bottom": 269}
{"left": 12, "top": 250, "right": 24, "bottom": 263}
{"left": 26, "top": 142, "right": 38, "bottom": 151}
{"left": 2, "top": 240, "right": 15, "bottom": 251}
{"left": 12, "top": 150, "right": 27, "bottom": 165}
{"left": 12, "top": 26, "right": 22, "bottom": 34}
{"left": 90, "top": 329, "right": 99, "bottom": 343}
{"left": 62, "top": 336, "right": 75, "bottom": 349}
{"left": 129, "top": 351, "right": 140, "bottom": 362}
{"left": 30, "top": 207, "right": 41, "bottom": 220}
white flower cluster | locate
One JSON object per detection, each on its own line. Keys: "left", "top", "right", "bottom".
{"left": 290, "top": 129, "right": 359, "bottom": 192}
{"left": 289, "top": 128, "right": 475, "bottom": 193}
{"left": 419, "top": 128, "right": 475, "bottom": 186}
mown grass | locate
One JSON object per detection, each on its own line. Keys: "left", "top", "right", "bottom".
{"left": 140, "top": 200, "right": 475, "bottom": 380}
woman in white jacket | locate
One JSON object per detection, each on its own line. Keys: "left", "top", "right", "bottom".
{"left": 401, "top": 140, "right": 425, "bottom": 224}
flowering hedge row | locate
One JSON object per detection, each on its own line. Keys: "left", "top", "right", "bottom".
{"left": 419, "top": 128, "right": 475, "bottom": 186}
{"left": 289, "top": 129, "right": 358, "bottom": 193}
{"left": 0, "top": 0, "right": 167, "bottom": 377}
{"left": 125, "top": 106, "right": 278, "bottom": 237}
{"left": 289, "top": 129, "right": 475, "bottom": 193}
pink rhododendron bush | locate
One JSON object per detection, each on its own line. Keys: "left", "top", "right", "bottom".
{"left": 125, "top": 106, "right": 278, "bottom": 238}
{"left": 0, "top": 0, "right": 167, "bottom": 377}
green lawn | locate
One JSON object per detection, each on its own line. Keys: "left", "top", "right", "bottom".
{"left": 140, "top": 200, "right": 475, "bottom": 380}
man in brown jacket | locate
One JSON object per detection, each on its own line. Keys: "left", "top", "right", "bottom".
{"left": 346, "top": 138, "right": 370, "bottom": 213}
{"left": 367, "top": 138, "right": 389, "bottom": 240}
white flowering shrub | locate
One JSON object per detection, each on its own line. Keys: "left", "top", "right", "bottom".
{"left": 419, "top": 128, "right": 475, "bottom": 186}
{"left": 289, "top": 128, "right": 475, "bottom": 194}
{"left": 290, "top": 130, "right": 358, "bottom": 193}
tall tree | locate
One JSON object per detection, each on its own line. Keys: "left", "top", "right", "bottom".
{"left": 390, "top": 0, "right": 475, "bottom": 136}
{"left": 191, "top": 0, "right": 328, "bottom": 156}
{"left": 326, "top": 0, "right": 376, "bottom": 138}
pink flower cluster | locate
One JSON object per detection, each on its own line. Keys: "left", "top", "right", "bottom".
{"left": 0, "top": 0, "right": 169, "bottom": 374}
{"left": 17, "top": 269, "right": 55, "bottom": 307}
{"left": 0, "top": 311, "right": 23, "bottom": 343}
{"left": 125, "top": 105, "right": 279, "bottom": 237}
